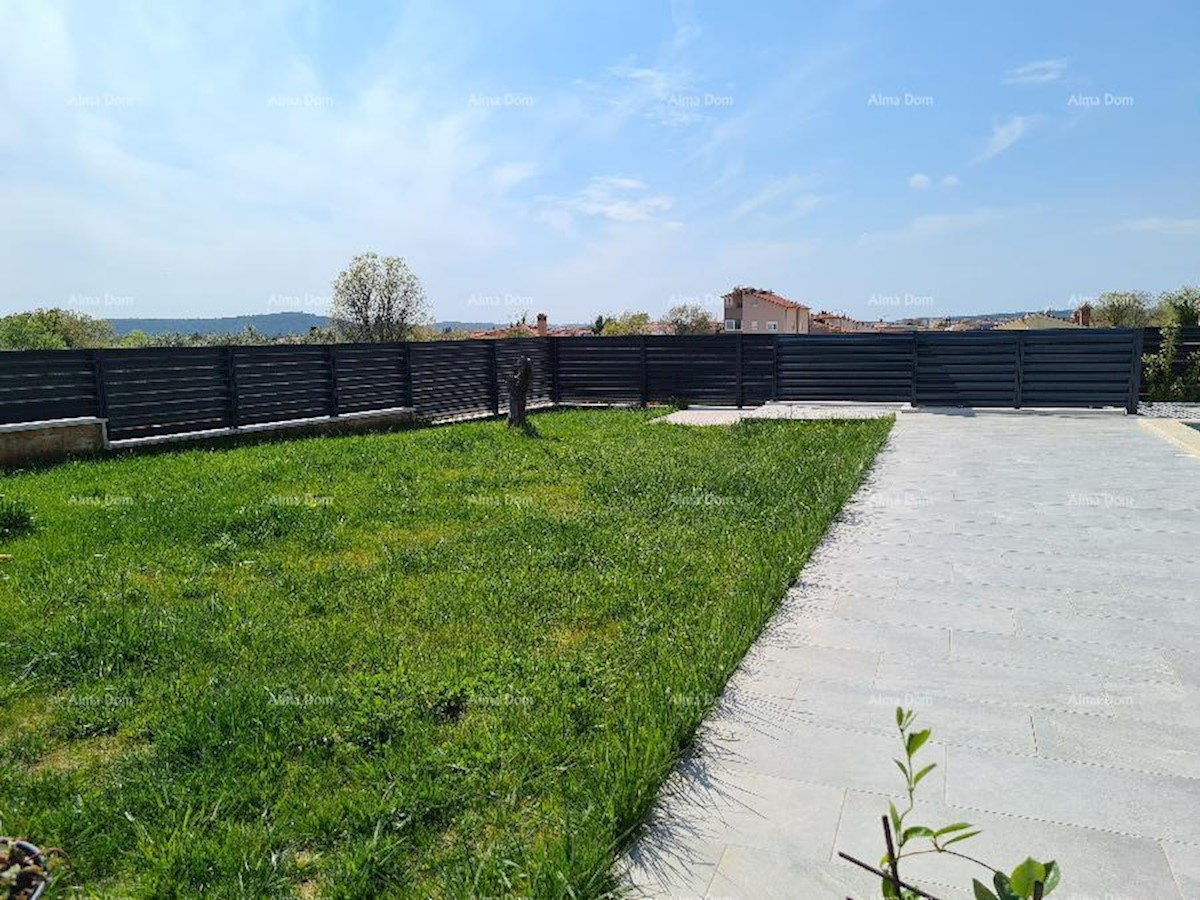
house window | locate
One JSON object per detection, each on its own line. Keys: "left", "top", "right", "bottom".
{"left": 724, "top": 319, "right": 741, "bottom": 331}
{"left": 767, "top": 321, "right": 779, "bottom": 332}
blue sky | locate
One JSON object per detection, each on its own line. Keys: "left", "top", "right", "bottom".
{"left": 1, "top": 0, "right": 1197, "bottom": 324}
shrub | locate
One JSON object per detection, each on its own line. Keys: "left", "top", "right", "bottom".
{"left": 1143, "top": 321, "right": 1200, "bottom": 402}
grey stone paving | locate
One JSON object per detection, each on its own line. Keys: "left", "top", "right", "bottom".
{"left": 622, "top": 412, "right": 1200, "bottom": 899}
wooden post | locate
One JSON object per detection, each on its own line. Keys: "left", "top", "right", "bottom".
{"left": 506, "top": 355, "right": 533, "bottom": 427}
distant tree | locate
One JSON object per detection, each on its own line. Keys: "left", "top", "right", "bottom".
{"left": 0, "top": 308, "right": 114, "bottom": 350}
{"left": 600, "top": 311, "right": 652, "bottom": 336}
{"left": 0, "top": 314, "right": 67, "bottom": 350}
{"left": 1154, "top": 285, "right": 1200, "bottom": 328}
{"left": 591, "top": 315, "right": 607, "bottom": 335}
{"left": 665, "top": 303, "right": 717, "bottom": 335}
{"left": 330, "top": 252, "right": 430, "bottom": 342}
{"left": 1094, "top": 290, "right": 1152, "bottom": 328}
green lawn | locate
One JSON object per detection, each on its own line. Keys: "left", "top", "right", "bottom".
{"left": 0, "top": 409, "right": 890, "bottom": 897}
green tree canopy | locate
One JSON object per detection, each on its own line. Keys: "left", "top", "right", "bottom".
{"left": 1154, "top": 285, "right": 1200, "bottom": 328}
{"left": 664, "top": 303, "right": 717, "bottom": 335}
{"left": 1094, "top": 290, "right": 1152, "bottom": 328}
{"left": 330, "top": 252, "right": 431, "bottom": 342}
{"left": 599, "top": 311, "right": 652, "bottom": 336}
{"left": 0, "top": 308, "right": 115, "bottom": 350}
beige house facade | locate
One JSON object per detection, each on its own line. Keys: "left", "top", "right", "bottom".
{"left": 722, "top": 287, "right": 811, "bottom": 334}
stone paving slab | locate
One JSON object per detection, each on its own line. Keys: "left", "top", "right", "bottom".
{"left": 621, "top": 412, "right": 1200, "bottom": 899}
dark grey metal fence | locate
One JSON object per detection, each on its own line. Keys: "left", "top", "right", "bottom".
{"left": 0, "top": 329, "right": 1149, "bottom": 442}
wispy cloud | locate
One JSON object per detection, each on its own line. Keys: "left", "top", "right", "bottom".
{"left": 973, "top": 115, "right": 1041, "bottom": 163}
{"left": 537, "top": 176, "right": 673, "bottom": 231}
{"left": 1109, "top": 217, "right": 1200, "bottom": 236}
{"left": 732, "top": 175, "right": 821, "bottom": 219}
{"left": 1003, "top": 59, "right": 1068, "bottom": 85}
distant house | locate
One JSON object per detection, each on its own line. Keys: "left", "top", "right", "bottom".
{"left": 995, "top": 312, "right": 1081, "bottom": 331}
{"left": 721, "top": 287, "right": 811, "bottom": 334}
{"left": 811, "top": 311, "right": 877, "bottom": 334}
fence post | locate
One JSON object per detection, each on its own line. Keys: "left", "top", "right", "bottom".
{"left": 224, "top": 345, "right": 240, "bottom": 428}
{"left": 90, "top": 349, "right": 108, "bottom": 421}
{"left": 1014, "top": 334, "right": 1025, "bottom": 408}
{"left": 548, "top": 337, "right": 560, "bottom": 404}
{"left": 639, "top": 335, "right": 648, "bottom": 407}
{"left": 326, "top": 344, "right": 341, "bottom": 417}
{"left": 488, "top": 340, "right": 500, "bottom": 415}
{"left": 771, "top": 335, "right": 780, "bottom": 401}
{"left": 909, "top": 333, "right": 919, "bottom": 407}
{"left": 1128, "top": 328, "right": 1145, "bottom": 414}
{"left": 402, "top": 343, "right": 414, "bottom": 410}
{"left": 736, "top": 333, "right": 744, "bottom": 408}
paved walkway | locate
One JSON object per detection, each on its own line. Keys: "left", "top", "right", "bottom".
{"left": 623, "top": 412, "right": 1200, "bottom": 899}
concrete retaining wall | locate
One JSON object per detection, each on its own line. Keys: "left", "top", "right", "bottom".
{"left": 0, "top": 417, "right": 107, "bottom": 468}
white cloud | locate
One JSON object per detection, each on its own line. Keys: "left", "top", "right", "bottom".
{"left": 537, "top": 176, "right": 673, "bottom": 231}
{"left": 940, "top": 175, "right": 961, "bottom": 188}
{"left": 1003, "top": 59, "right": 1068, "bottom": 86}
{"left": 1109, "top": 217, "right": 1200, "bottom": 236}
{"left": 974, "top": 115, "right": 1041, "bottom": 163}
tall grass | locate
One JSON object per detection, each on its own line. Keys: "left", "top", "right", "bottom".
{"left": 0, "top": 410, "right": 890, "bottom": 897}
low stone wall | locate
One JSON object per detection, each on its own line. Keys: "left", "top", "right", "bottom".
{"left": 1139, "top": 401, "right": 1200, "bottom": 418}
{"left": 0, "top": 417, "right": 107, "bottom": 468}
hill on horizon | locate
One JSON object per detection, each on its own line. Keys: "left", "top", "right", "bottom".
{"left": 107, "top": 312, "right": 503, "bottom": 336}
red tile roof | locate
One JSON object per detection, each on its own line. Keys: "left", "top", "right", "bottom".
{"left": 723, "top": 286, "right": 810, "bottom": 311}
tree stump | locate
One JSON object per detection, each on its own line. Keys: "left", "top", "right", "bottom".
{"left": 506, "top": 355, "right": 534, "bottom": 427}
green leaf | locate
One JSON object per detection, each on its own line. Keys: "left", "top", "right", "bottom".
{"left": 913, "top": 762, "right": 937, "bottom": 786}
{"left": 933, "top": 822, "right": 974, "bottom": 837}
{"left": 888, "top": 801, "right": 902, "bottom": 837}
{"left": 1009, "top": 858, "right": 1046, "bottom": 898}
{"left": 906, "top": 728, "right": 931, "bottom": 758}
{"left": 942, "top": 830, "right": 982, "bottom": 847}
{"left": 993, "top": 871, "right": 1022, "bottom": 900}
{"left": 895, "top": 706, "right": 904, "bottom": 729}
{"left": 1042, "top": 860, "right": 1061, "bottom": 896}
{"left": 882, "top": 874, "right": 901, "bottom": 899}
{"left": 973, "top": 879, "right": 1000, "bottom": 900}
{"left": 902, "top": 825, "right": 935, "bottom": 843}
{"left": 894, "top": 759, "right": 910, "bottom": 781}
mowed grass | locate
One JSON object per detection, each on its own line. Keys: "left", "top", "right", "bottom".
{"left": 0, "top": 409, "right": 890, "bottom": 897}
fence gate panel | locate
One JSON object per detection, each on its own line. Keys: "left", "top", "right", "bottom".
{"left": 915, "top": 332, "right": 1020, "bottom": 407}
{"left": 1019, "top": 329, "right": 1139, "bottom": 408}
{"left": 776, "top": 333, "right": 916, "bottom": 402}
